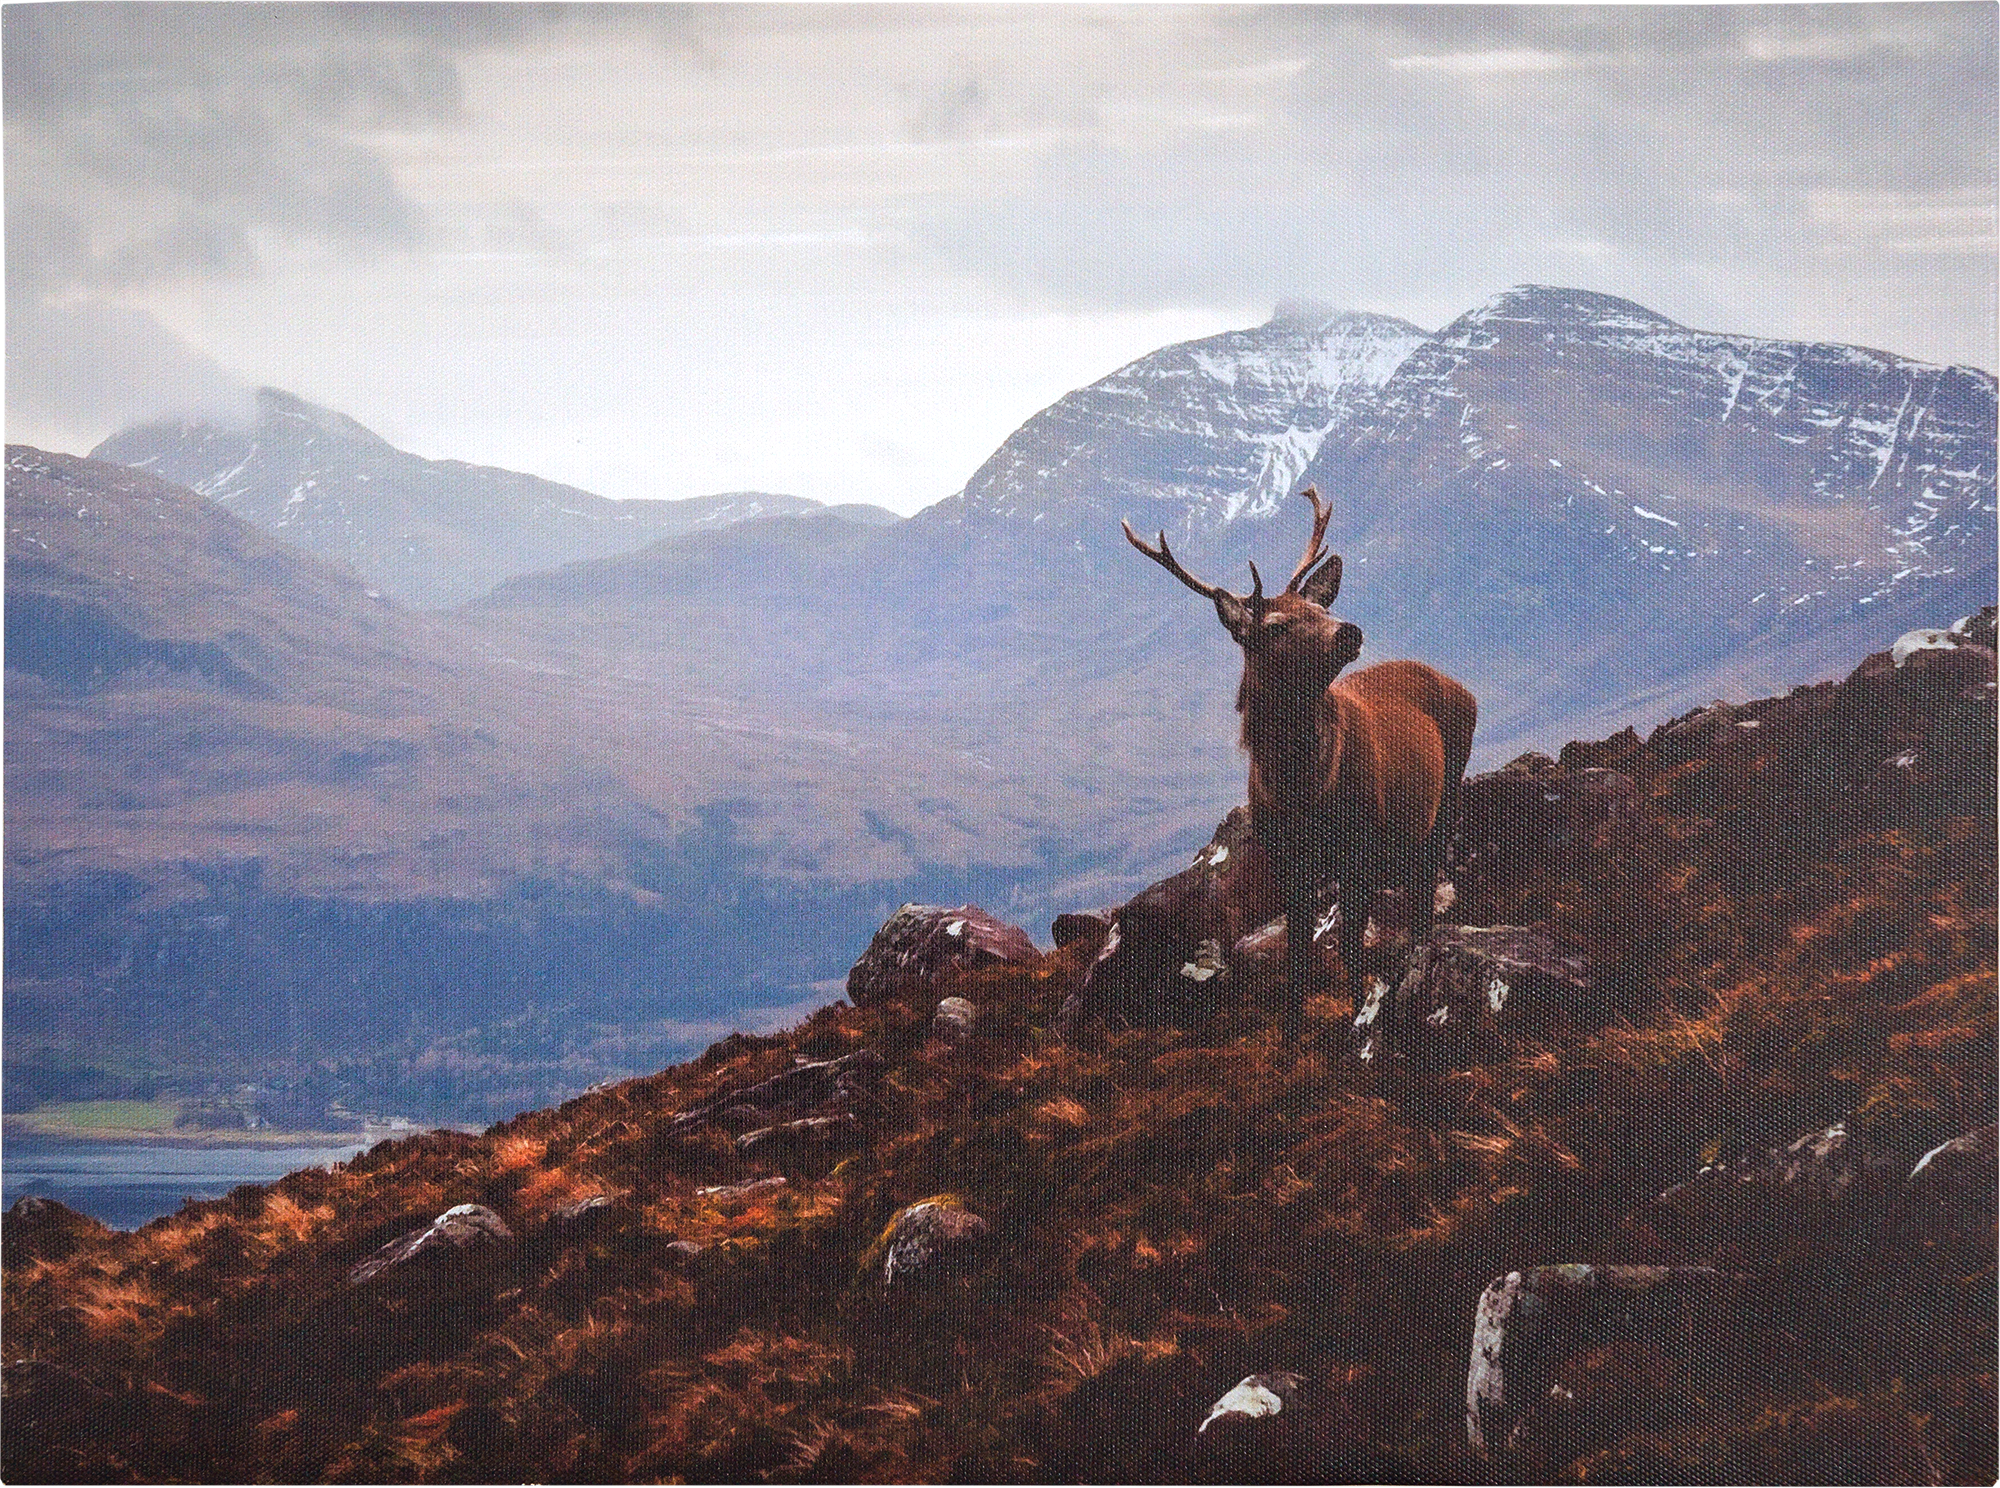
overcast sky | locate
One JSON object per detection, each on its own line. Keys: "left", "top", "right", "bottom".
{"left": 6, "top": 3, "right": 1995, "bottom": 513}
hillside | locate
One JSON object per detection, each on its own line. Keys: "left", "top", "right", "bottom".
{"left": 35, "top": 287, "right": 1998, "bottom": 1127}
{"left": 4, "top": 625, "right": 1991, "bottom": 1483}
{"left": 91, "top": 389, "right": 894, "bottom": 608}
{"left": 3, "top": 450, "right": 1027, "bottom": 1121}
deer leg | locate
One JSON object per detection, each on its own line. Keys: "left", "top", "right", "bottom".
{"left": 1282, "top": 887, "right": 1313, "bottom": 1042}
{"left": 1412, "top": 772, "right": 1464, "bottom": 949}
{"left": 1337, "top": 878, "right": 1374, "bottom": 1021}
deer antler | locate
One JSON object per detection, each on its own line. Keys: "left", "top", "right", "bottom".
{"left": 1284, "top": 487, "right": 1336, "bottom": 594}
{"left": 1122, "top": 521, "right": 1244, "bottom": 604}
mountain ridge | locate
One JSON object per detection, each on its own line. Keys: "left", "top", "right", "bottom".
{"left": 91, "top": 388, "right": 896, "bottom": 608}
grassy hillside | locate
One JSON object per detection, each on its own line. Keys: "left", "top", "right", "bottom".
{"left": 5, "top": 629, "right": 1991, "bottom": 1483}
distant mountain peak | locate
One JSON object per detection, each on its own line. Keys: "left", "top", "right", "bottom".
{"left": 951, "top": 308, "right": 1430, "bottom": 532}
{"left": 1454, "top": 284, "right": 1681, "bottom": 337}
{"left": 253, "top": 387, "right": 397, "bottom": 452}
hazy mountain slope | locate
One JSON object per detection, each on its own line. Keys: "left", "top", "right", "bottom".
{"left": 3, "top": 451, "right": 1034, "bottom": 1118}
{"left": 14, "top": 287, "right": 1994, "bottom": 1125}
{"left": 90, "top": 389, "right": 885, "bottom": 608}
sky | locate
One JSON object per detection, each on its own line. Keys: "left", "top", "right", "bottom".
{"left": 6, "top": 2, "right": 1995, "bottom": 514}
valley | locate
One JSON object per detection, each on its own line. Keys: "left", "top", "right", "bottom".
{"left": 8, "top": 287, "right": 1994, "bottom": 1131}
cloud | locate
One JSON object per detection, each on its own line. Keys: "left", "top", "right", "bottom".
{"left": 6, "top": 295, "right": 255, "bottom": 452}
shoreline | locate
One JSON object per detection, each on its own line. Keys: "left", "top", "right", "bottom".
{"left": 3, "top": 1119, "right": 472, "bottom": 1151}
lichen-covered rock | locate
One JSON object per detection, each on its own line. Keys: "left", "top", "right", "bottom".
{"left": 347, "top": 1203, "right": 513, "bottom": 1286}
{"left": 846, "top": 904, "right": 1041, "bottom": 1007}
{"left": 1894, "top": 1123, "right": 1998, "bottom": 1247}
{"left": 1655, "top": 1120, "right": 1902, "bottom": 1241}
{"left": 877, "top": 1198, "right": 989, "bottom": 1287}
{"left": 930, "top": 995, "right": 977, "bottom": 1045}
{"left": 1466, "top": 1264, "right": 1731, "bottom": 1458}
{"left": 3, "top": 1196, "right": 112, "bottom": 1269}
{"left": 668, "top": 1048, "right": 885, "bottom": 1136}
{"left": 1365, "top": 925, "right": 1595, "bottom": 1067}
{"left": 1065, "top": 807, "right": 1284, "bottom": 1034}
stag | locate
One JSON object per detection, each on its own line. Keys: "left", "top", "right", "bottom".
{"left": 1124, "top": 488, "right": 1477, "bottom": 1040}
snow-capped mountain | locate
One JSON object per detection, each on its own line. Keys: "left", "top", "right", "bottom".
{"left": 1290, "top": 285, "right": 1996, "bottom": 738}
{"left": 91, "top": 389, "right": 892, "bottom": 608}
{"left": 942, "top": 303, "right": 1428, "bottom": 538}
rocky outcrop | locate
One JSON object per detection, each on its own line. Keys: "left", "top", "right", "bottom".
{"left": 930, "top": 996, "right": 977, "bottom": 1046}
{"left": 695, "top": 1177, "right": 788, "bottom": 1206}
{"left": 668, "top": 1048, "right": 885, "bottom": 1137}
{"left": 1893, "top": 1123, "right": 1998, "bottom": 1248}
{"left": 1358, "top": 925, "right": 1597, "bottom": 1067}
{"left": 1655, "top": 1120, "right": 1903, "bottom": 1242}
{"left": 347, "top": 1203, "right": 514, "bottom": 1287}
{"left": 735, "top": 1112, "right": 863, "bottom": 1162}
{"left": 1451, "top": 753, "right": 1642, "bottom": 899}
{"left": 1061, "top": 808, "right": 1286, "bottom": 1034}
{"left": 846, "top": 905, "right": 1040, "bottom": 1008}
{"left": 1049, "top": 908, "right": 1115, "bottom": 957}
{"left": 1466, "top": 1263, "right": 1734, "bottom": 1459}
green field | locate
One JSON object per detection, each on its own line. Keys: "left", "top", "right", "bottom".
{"left": 8, "top": 1099, "right": 183, "bottom": 1136}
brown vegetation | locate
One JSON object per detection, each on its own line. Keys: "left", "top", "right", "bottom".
{"left": 3, "top": 633, "right": 1993, "bottom": 1483}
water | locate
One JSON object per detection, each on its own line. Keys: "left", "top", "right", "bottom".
{"left": 4, "top": 1140, "right": 370, "bottom": 1230}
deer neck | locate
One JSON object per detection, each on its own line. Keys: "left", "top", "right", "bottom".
{"left": 1239, "top": 682, "right": 1330, "bottom": 803}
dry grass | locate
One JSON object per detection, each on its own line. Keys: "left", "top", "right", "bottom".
{"left": 4, "top": 657, "right": 1994, "bottom": 1484}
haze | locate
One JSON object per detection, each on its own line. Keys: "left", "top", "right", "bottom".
{"left": 7, "top": 2, "right": 1995, "bottom": 515}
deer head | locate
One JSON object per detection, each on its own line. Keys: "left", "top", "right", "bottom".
{"left": 1124, "top": 487, "right": 1363, "bottom": 697}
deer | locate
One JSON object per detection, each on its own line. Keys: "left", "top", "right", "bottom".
{"left": 1123, "top": 487, "right": 1477, "bottom": 1041}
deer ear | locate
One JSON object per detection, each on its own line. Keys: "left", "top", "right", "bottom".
{"left": 1213, "top": 590, "right": 1254, "bottom": 641}
{"left": 1298, "top": 553, "right": 1342, "bottom": 608}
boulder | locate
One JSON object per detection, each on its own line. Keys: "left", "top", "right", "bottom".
{"left": 347, "top": 1203, "right": 514, "bottom": 1287}
{"left": 847, "top": 904, "right": 1041, "bottom": 1007}
{"left": 3, "top": 1195, "right": 112, "bottom": 1269}
{"left": 1655, "top": 1119, "right": 1902, "bottom": 1242}
{"left": 1191, "top": 1369, "right": 1309, "bottom": 1478}
{"left": 1362, "top": 925, "right": 1596, "bottom": 1067}
{"left": 930, "top": 995, "right": 977, "bottom": 1045}
{"left": 1050, "top": 908, "right": 1116, "bottom": 958}
{"left": 1198, "top": 1370, "right": 1304, "bottom": 1435}
{"left": 877, "top": 1198, "right": 989, "bottom": 1287}
{"left": 1892, "top": 1122, "right": 1998, "bottom": 1248}
{"left": 1466, "top": 1263, "right": 1732, "bottom": 1459}
{"left": 1064, "top": 807, "right": 1284, "bottom": 1033}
